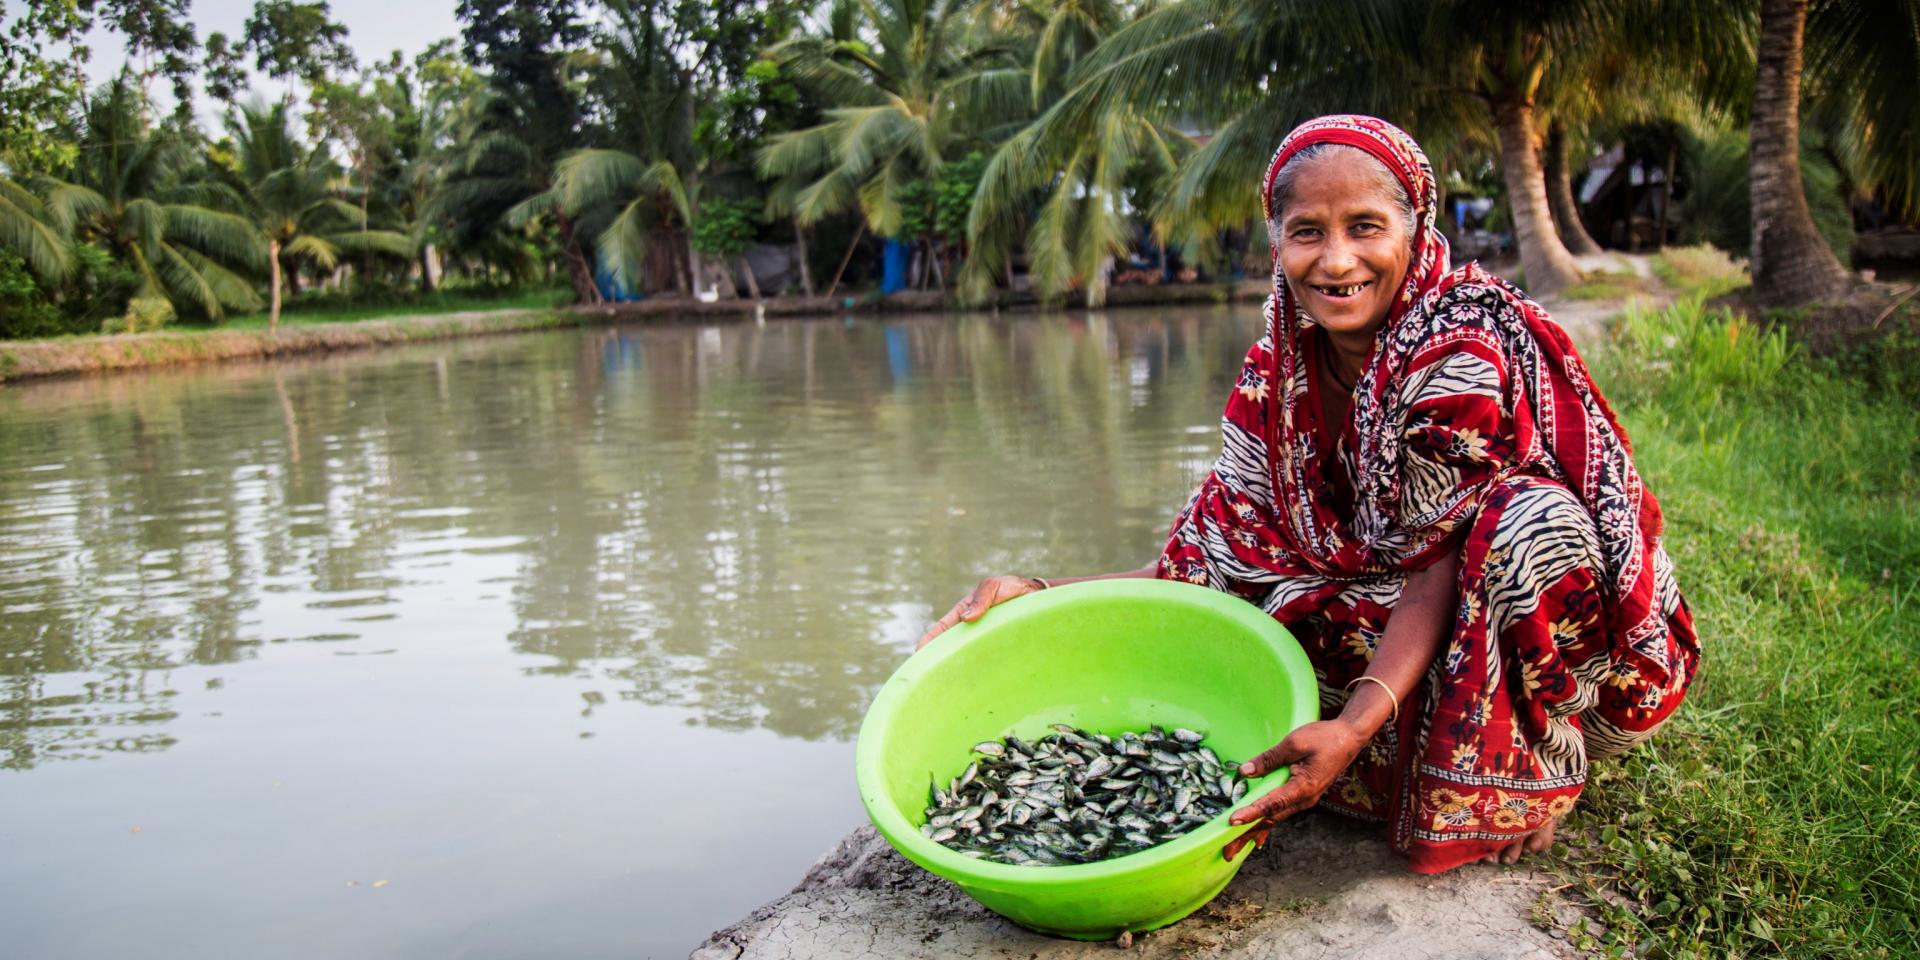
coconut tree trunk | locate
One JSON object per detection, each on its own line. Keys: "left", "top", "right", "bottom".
{"left": 794, "top": 218, "right": 815, "bottom": 296}
{"left": 555, "top": 211, "right": 602, "bottom": 305}
{"left": 1658, "top": 143, "right": 1676, "bottom": 249}
{"left": 419, "top": 243, "right": 440, "bottom": 295}
{"left": 827, "top": 222, "right": 867, "bottom": 297}
{"left": 268, "top": 238, "right": 283, "bottom": 335}
{"left": 738, "top": 254, "right": 761, "bottom": 300}
{"left": 1492, "top": 95, "right": 1585, "bottom": 296}
{"left": 1544, "top": 121, "right": 1603, "bottom": 256}
{"left": 1751, "top": 0, "right": 1851, "bottom": 308}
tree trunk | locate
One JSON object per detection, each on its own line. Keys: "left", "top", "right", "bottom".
{"left": 1492, "top": 96, "right": 1585, "bottom": 296}
{"left": 555, "top": 212, "right": 603, "bottom": 305}
{"left": 827, "top": 222, "right": 867, "bottom": 297}
{"left": 1544, "top": 121, "right": 1603, "bottom": 256}
{"left": 1658, "top": 143, "right": 1676, "bottom": 249}
{"left": 794, "top": 218, "right": 815, "bottom": 296}
{"left": 269, "top": 238, "right": 283, "bottom": 335}
{"left": 1750, "top": 0, "right": 1850, "bottom": 307}
{"left": 738, "top": 254, "right": 761, "bottom": 300}
{"left": 419, "top": 243, "right": 440, "bottom": 295}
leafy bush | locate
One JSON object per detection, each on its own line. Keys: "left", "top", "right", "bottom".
{"left": 0, "top": 250, "right": 66, "bottom": 339}
{"left": 692, "top": 197, "right": 762, "bottom": 257}
{"left": 895, "top": 152, "right": 989, "bottom": 243}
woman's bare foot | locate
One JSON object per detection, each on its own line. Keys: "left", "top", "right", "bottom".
{"left": 1477, "top": 817, "right": 1557, "bottom": 865}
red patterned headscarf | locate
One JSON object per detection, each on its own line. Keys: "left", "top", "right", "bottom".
{"left": 1164, "top": 114, "right": 1694, "bottom": 686}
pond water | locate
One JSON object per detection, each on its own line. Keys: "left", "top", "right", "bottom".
{"left": 0, "top": 304, "right": 1264, "bottom": 959}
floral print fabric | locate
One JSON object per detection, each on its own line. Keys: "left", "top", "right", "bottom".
{"left": 1155, "top": 115, "right": 1700, "bottom": 872}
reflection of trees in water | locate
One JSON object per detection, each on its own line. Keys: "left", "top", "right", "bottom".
{"left": 501, "top": 310, "right": 1263, "bottom": 740}
{"left": 0, "top": 308, "right": 1264, "bottom": 765}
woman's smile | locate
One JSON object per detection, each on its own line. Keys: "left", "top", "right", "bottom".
{"left": 1310, "top": 279, "right": 1376, "bottom": 300}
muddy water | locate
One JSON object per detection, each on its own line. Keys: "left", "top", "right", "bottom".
{"left": 0, "top": 305, "right": 1264, "bottom": 959}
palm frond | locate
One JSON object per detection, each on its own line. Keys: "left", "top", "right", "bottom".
{"left": 324, "top": 230, "right": 417, "bottom": 259}
{"left": 0, "top": 179, "right": 73, "bottom": 280}
{"left": 162, "top": 204, "right": 269, "bottom": 271}
{"left": 40, "top": 179, "right": 109, "bottom": 236}
{"left": 285, "top": 234, "right": 342, "bottom": 270}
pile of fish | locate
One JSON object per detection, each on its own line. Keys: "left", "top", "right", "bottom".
{"left": 920, "top": 723, "right": 1248, "bottom": 866}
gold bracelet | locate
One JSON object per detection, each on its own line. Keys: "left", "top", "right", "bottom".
{"left": 1345, "top": 675, "right": 1400, "bottom": 725}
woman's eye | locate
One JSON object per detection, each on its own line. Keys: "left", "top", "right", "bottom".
{"left": 1352, "top": 222, "right": 1382, "bottom": 236}
{"left": 1290, "top": 228, "right": 1320, "bottom": 240}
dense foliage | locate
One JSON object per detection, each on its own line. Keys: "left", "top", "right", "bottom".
{"left": 0, "top": 0, "right": 1915, "bottom": 333}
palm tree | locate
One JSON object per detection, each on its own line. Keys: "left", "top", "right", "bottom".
{"left": 522, "top": 0, "right": 699, "bottom": 297}
{"left": 757, "top": 0, "right": 1028, "bottom": 244}
{"left": 961, "top": 0, "right": 1178, "bottom": 307}
{"left": 1028, "top": 0, "right": 1741, "bottom": 298}
{"left": 1747, "top": 0, "right": 1920, "bottom": 307}
{"left": 1749, "top": 0, "right": 1848, "bottom": 305}
{"left": 432, "top": 92, "right": 603, "bottom": 304}
{"left": 37, "top": 76, "right": 264, "bottom": 329}
{"left": 523, "top": 148, "right": 690, "bottom": 293}
{"left": 207, "top": 100, "right": 413, "bottom": 333}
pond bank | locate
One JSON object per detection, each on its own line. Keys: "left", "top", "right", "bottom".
{"left": 690, "top": 818, "right": 1583, "bottom": 960}
{"left": 0, "top": 281, "right": 1266, "bottom": 385}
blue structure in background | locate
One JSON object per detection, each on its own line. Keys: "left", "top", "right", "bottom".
{"left": 881, "top": 239, "right": 910, "bottom": 295}
{"left": 594, "top": 261, "right": 647, "bottom": 303}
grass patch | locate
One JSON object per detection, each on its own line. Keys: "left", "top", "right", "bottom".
{"left": 1564, "top": 279, "right": 1635, "bottom": 301}
{"left": 1559, "top": 298, "right": 1919, "bottom": 958}
{"left": 214, "top": 286, "right": 571, "bottom": 329}
{"left": 1651, "top": 245, "right": 1749, "bottom": 300}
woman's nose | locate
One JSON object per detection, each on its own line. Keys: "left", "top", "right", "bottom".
{"left": 1319, "top": 236, "right": 1358, "bottom": 274}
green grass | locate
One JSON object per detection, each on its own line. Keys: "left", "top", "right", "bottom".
{"left": 1552, "top": 299, "right": 1919, "bottom": 958}
{"left": 1564, "top": 279, "right": 1635, "bottom": 301}
{"left": 214, "top": 286, "right": 572, "bottom": 330}
{"left": 1650, "top": 245, "right": 1749, "bottom": 301}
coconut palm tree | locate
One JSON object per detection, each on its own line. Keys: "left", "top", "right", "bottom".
{"left": 205, "top": 100, "right": 413, "bottom": 333}
{"left": 757, "top": 0, "right": 1028, "bottom": 242}
{"left": 961, "top": 0, "right": 1179, "bottom": 307}
{"left": 519, "top": 0, "right": 700, "bottom": 296}
{"left": 1027, "top": 0, "right": 1743, "bottom": 298}
{"left": 1746, "top": 0, "right": 1920, "bottom": 307}
{"left": 36, "top": 76, "right": 264, "bottom": 329}
{"left": 432, "top": 89, "right": 603, "bottom": 304}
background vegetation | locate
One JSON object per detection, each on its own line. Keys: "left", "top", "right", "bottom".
{"left": 2, "top": 0, "right": 1917, "bottom": 337}
{"left": 1560, "top": 278, "right": 1919, "bottom": 959}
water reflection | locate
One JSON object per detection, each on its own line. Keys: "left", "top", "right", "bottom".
{"left": 0, "top": 308, "right": 1261, "bottom": 766}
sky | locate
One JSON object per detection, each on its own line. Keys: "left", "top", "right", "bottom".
{"left": 73, "top": 0, "right": 465, "bottom": 119}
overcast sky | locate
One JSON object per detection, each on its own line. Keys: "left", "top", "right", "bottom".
{"left": 73, "top": 0, "right": 464, "bottom": 118}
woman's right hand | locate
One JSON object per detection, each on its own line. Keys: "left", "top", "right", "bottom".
{"left": 916, "top": 576, "right": 1045, "bottom": 650}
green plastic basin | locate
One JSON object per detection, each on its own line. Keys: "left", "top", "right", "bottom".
{"left": 855, "top": 578, "right": 1318, "bottom": 940}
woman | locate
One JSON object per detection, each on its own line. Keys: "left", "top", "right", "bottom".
{"left": 916, "top": 115, "right": 1699, "bottom": 873}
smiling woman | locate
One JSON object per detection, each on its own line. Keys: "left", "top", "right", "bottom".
{"left": 923, "top": 115, "right": 1701, "bottom": 874}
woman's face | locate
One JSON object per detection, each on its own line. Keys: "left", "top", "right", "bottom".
{"left": 1275, "top": 158, "right": 1412, "bottom": 341}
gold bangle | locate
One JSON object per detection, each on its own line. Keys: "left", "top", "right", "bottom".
{"left": 1345, "top": 675, "right": 1400, "bottom": 725}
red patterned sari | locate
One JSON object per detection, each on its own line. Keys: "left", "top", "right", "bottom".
{"left": 1157, "top": 116, "right": 1699, "bottom": 873}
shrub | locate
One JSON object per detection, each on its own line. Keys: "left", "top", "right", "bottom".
{"left": 0, "top": 250, "right": 66, "bottom": 339}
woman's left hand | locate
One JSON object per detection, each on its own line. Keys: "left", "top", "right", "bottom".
{"left": 1222, "top": 719, "right": 1368, "bottom": 861}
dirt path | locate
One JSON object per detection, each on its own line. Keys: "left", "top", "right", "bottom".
{"left": 692, "top": 818, "right": 1585, "bottom": 960}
